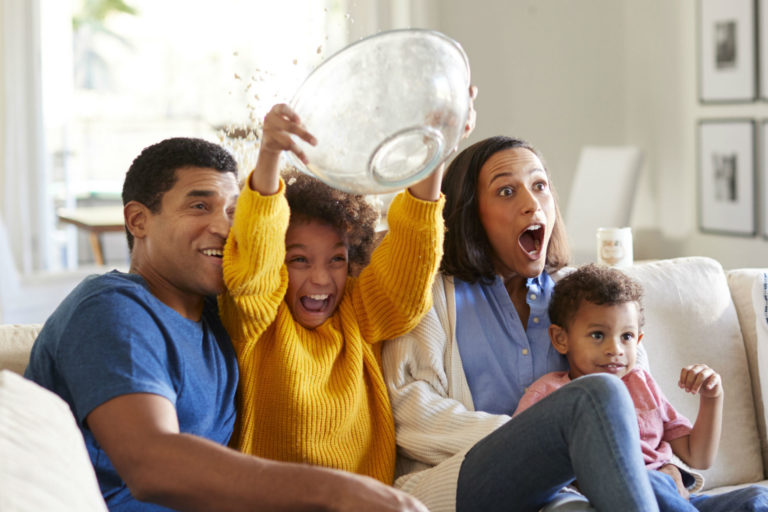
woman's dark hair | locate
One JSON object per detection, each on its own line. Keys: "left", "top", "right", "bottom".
{"left": 283, "top": 167, "right": 378, "bottom": 276}
{"left": 440, "top": 136, "right": 570, "bottom": 283}
{"left": 122, "top": 137, "right": 238, "bottom": 250}
{"left": 548, "top": 263, "right": 645, "bottom": 331}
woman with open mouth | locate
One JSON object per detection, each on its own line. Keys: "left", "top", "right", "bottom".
{"left": 382, "top": 136, "right": 660, "bottom": 512}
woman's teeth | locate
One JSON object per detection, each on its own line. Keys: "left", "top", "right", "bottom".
{"left": 202, "top": 249, "right": 223, "bottom": 257}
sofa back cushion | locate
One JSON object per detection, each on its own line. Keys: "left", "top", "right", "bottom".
{"left": 623, "top": 257, "right": 763, "bottom": 489}
{"left": 0, "top": 324, "right": 41, "bottom": 375}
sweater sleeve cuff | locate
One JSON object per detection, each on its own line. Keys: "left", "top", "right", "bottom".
{"left": 237, "top": 173, "right": 287, "bottom": 220}
{"left": 387, "top": 189, "right": 445, "bottom": 229}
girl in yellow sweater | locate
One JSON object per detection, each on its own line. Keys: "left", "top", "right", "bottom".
{"left": 219, "top": 102, "right": 462, "bottom": 484}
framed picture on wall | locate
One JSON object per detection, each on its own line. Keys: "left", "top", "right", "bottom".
{"left": 697, "top": 119, "right": 756, "bottom": 236}
{"left": 698, "top": 0, "right": 757, "bottom": 102}
{"left": 760, "top": 0, "right": 768, "bottom": 100}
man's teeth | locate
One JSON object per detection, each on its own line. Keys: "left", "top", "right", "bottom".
{"left": 202, "top": 249, "right": 223, "bottom": 257}
{"left": 308, "top": 294, "right": 329, "bottom": 300}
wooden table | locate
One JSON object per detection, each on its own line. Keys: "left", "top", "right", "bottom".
{"left": 57, "top": 206, "right": 125, "bottom": 265}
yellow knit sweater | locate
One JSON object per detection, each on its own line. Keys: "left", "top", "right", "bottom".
{"left": 219, "top": 178, "right": 444, "bottom": 484}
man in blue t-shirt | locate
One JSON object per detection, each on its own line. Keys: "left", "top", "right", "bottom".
{"left": 25, "top": 136, "right": 426, "bottom": 512}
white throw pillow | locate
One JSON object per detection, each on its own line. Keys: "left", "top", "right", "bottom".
{"left": 623, "top": 257, "right": 763, "bottom": 490}
{"left": 0, "top": 370, "right": 107, "bottom": 511}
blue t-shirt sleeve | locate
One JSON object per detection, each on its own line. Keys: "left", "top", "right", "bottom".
{"left": 56, "top": 292, "right": 179, "bottom": 425}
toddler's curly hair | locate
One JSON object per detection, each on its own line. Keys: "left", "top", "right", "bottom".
{"left": 283, "top": 167, "right": 379, "bottom": 275}
{"left": 549, "top": 263, "right": 645, "bottom": 331}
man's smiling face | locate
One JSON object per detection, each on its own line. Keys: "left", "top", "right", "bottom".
{"left": 141, "top": 166, "right": 239, "bottom": 300}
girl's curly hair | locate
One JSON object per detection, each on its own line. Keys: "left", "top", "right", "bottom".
{"left": 283, "top": 167, "right": 379, "bottom": 275}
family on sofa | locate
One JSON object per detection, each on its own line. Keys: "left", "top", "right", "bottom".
{"left": 19, "top": 97, "right": 768, "bottom": 511}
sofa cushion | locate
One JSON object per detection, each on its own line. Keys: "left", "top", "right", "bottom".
{"left": 623, "top": 257, "right": 763, "bottom": 489}
{"left": 0, "top": 369, "right": 107, "bottom": 511}
{"left": 0, "top": 324, "right": 41, "bottom": 374}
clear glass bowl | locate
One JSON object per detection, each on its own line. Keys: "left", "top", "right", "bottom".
{"left": 288, "top": 29, "right": 471, "bottom": 194}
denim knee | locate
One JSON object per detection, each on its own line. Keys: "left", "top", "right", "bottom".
{"left": 732, "top": 485, "right": 768, "bottom": 510}
{"left": 569, "top": 374, "right": 629, "bottom": 404}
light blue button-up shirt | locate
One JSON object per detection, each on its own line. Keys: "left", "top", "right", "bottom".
{"left": 454, "top": 272, "right": 568, "bottom": 415}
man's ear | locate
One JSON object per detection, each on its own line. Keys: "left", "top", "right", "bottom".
{"left": 124, "top": 201, "right": 148, "bottom": 241}
{"left": 549, "top": 324, "right": 569, "bottom": 355}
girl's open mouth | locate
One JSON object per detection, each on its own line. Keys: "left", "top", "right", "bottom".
{"left": 300, "top": 294, "right": 331, "bottom": 312}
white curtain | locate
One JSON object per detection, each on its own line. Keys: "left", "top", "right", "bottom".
{"left": 1, "top": 0, "right": 50, "bottom": 274}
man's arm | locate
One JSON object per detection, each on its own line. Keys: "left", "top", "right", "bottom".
{"left": 668, "top": 364, "right": 724, "bottom": 469}
{"left": 87, "top": 393, "right": 427, "bottom": 512}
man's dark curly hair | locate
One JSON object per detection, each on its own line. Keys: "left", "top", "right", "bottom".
{"left": 283, "top": 167, "right": 378, "bottom": 275}
{"left": 122, "top": 137, "right": 238, "bottom": 251}
{"left": 549, "top": 263, "right": 645, "bottom": 331}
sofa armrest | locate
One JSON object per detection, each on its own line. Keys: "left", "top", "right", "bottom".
{"left": 728, "top": 268, "right": 768, "bottom": 478}
{"left": 0, "top": 324, "right": 42, "bottom": 375}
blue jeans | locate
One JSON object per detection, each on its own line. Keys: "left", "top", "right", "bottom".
{"left": 455, "top": 373, "right": 658, "bottom": 512}
{"left": 649, "top": 470, "right": 768, "bottom": 511}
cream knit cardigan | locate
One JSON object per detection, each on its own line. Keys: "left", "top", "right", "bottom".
{"left": 381, "top": 274, "right": 510, "bottom": 512}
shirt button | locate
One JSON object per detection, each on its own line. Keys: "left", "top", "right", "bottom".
{"left": 532, "top": 317, "right": 539, "bottom": 324}
{"left": 522, "top": 348, "right": 529, "bottom": 355}
{"left": 529, "top": 293, "right": 537, "bottom": 300}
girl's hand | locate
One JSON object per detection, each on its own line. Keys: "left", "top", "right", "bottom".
{"left": 463, "top": 84, "right": 478, "bottom": 140}
{"left": 679, "top": 364, "right": 723, "bottom": 399}
{"left": 252, "top": 104, "right": 316, "bottom": 194}
{"left": 260, "top": 103, "right": 317, "bottom": 164}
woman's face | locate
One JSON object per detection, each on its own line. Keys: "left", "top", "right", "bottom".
{"left": 476, "top": 147, "right": 556, "bottom": 279}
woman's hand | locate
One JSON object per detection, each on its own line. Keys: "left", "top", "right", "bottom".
{"left": 251, "top": 104, "right": 316, "bottom": 195}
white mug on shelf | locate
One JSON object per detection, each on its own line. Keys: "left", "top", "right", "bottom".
{"left": 596, "top": 227, "right": 633, "bottom": 267}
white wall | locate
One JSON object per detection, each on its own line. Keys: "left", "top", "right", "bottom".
{"left": 428, "top": 0, "right": 768, "bottom": 269}
{"left": 625, "top": 0, "right": 768, "bottom": 269}
{"left": 433, "top": 0, "right": 627, "bottom": 197}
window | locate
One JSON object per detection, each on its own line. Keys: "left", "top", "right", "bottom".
{"left": 42, "top": 0, "right": 349, "bottom": 266}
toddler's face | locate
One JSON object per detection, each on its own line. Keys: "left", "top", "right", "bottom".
{"left": 551, "top": 301, "right": 642, "bottom": 380}
{"left": 284, "top": 219, "right": 348, "bottom": 329}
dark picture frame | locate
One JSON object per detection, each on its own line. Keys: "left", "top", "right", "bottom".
{"left": 698, "top": 0, "right": 757, "bottom": 103}
{"left": 697, "top": 119, "right": 756, "bottom": 236}
{"left": 759, "top": 0, "right": 768, "bottom": 100}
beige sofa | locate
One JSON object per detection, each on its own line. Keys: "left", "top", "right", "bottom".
{"left": 1, "top": 256, "right": 767, "bottom": 509}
